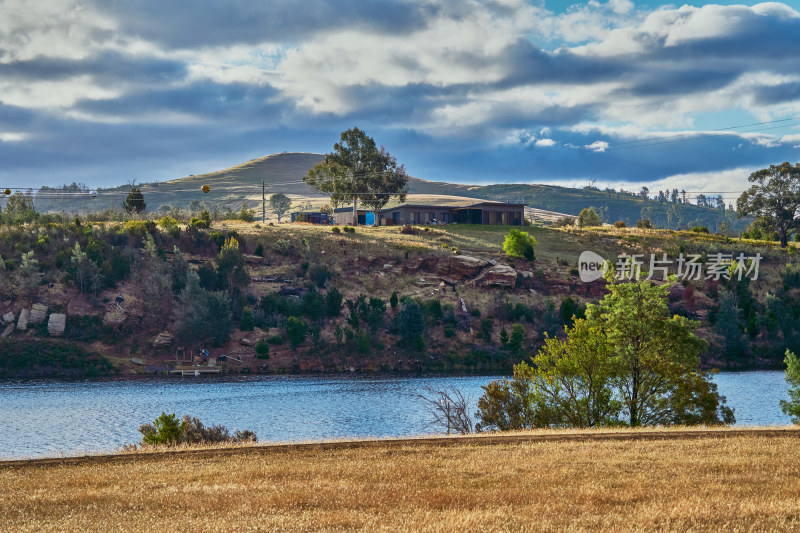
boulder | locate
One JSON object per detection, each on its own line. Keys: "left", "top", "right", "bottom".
{"left": 152, "top": 331, "right": 173, "bottom": 348}
{"left": 1, "top": 323, "right": 14, "bottom": 339}
{"left": 480, "top": 265, "right": 518, "bottom": 288}
{"left": 29, "top": 303, "right": 48, "bottom": 325}
{"left": 441, "top": 255, "right": 491, "bottom": 278}
{"left": 16, "top": 308, "right": 30, "bottom": 331}
{"left": 2, "top": 311, "right": 14, "bottom": 325}
{"left": 240, "top": 337, "right": 254, "bottom": 347}
{"left": 47, "top": 313, "right": 67, "bottom": 337}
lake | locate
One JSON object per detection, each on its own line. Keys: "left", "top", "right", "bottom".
{"left": 0, "top": 371, "right": 792, "bottom": 459}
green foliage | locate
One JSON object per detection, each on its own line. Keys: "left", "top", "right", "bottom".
{"left": 157, "top": 216, "right": 180, "bottom": 237}
{"left": 140, "top": 412, "right": 182, "bottom": 445}
{"left": 509, "top": 323, "right": 525, "bottom": 351}
{"left": 475, "top": 374, "right": 538, "bottom": 432}
{"left": 122, "top": 187, "right": 146, "bottom": 214}
{"left": 190, "top": 210, "right": 212, "bottom": 229}
{"left": 239, "top": 306, "right": 255, "bottom": 331}
{"left": 174, "top": 271, "right": 232, "bottom": 347}
{"left": 395, "top": 298, "right": 425, "bottom": 345}
{"left": 636, "top": 219, "right": 653, "bottom": 229}
{"left": 477, "top": 277, "right": 735, "bottom": 430}
{"left": 577, "top": 208, "right": 602, "bottom": 228}
{"left": 780, "top": 350, "right": 800, "bottom": 423}
{"left": 479, "top": 318, "right": 494, "bottom": 343}
{"left": 559, "top": 297, "right": 585, "bottom": 326}
{"left": 237, "top": 205, "right": 255, "bottom": 222}
{"left": 2, "top": 192, "right": 37, "bottom": 225}
{"left": 308, "top": 263, "right": 331, "bottom": 288}
{"left": 269, "top": 193, "right": 292, "bottom": 222}
{"left": 255, "top": 339, "right": 270, "bottom": 360}
{"left": 273, "top": 238, "right": 292, "bottom": 255}
{"left": 331, "top": 226, "right": 341, "bottom": 234}
{"left": 737, "top": 162, "right": 800, "bottom": 247}
{"left": 613, "top": 220, "right": 626, "bottom": 228}
{"left": 304, "top": 127, "right": 408, "bottom": 215}
{"left": 502, "top": 228, "right": 537, "bottom": 260}
{"left": 0, "top": 339, "right": 113, "bottom": 378}
{"left": 691, "top": 226, "right": 710, "bottom": 233}
{"left": 389, "top": 291, "right": 398, "bottom": 310}
{"left": 500, "top": 327, "right": 508, "bottom": 346}
{"left": 325, "top": 287, "right": 343, "bottom": 317}
{"left": 285, "top": 316, "right": 308, "bottom": 349}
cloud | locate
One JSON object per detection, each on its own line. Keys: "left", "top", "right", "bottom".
{"left": 1, "top": 0, "right": 800, "bottom": 189}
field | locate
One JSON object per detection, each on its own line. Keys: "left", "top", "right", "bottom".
{"left": 2, "top": 428, "right": 800, "bottom": 532}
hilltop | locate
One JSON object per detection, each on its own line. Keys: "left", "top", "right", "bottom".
{"left": 32, "top": 152, "right": 746, "bottom": 231}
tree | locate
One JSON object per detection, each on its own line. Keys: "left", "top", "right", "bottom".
{"left": 139, "top": 412, "right": 183, "bottom": 445}
{"left": 577, "top": 208, "right": 602, "bottom": 228}
{"left": 285, "top": 316, "right": 308, "bottom": 350}
{"left": 585, "top": 276, "right": 733, "bottom": 426}
{"left": 2, "top": 192, "right": 36, "bottom": 224}
{"left": 269, "top": 193, "right": 292, "bottom": 222}
{"left": 780, "top": 350, "right": 800, "bottom": 423}
{"left": 736, "top": 162, "right": 800, "bottom": 247}
{"left": 305, "top": 127, "right": 408, "bottom": 225}
{"left": 418, "top": 386, "right": 474, "bottom": 435}
{"left": 476, "top": 275, "right": 735, "bottom": 430}
{"left": 122, "top": 187, "right": 146, "bottom": 214}
{"left": 502, "top": 229, "right": 537, "bottom": 260}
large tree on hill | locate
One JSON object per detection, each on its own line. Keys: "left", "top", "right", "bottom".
{"left": 736, "top": 162, "right": 800, "bottom": 247}
{"left": 305, "top": 127, "right": 408, "bottom": 225}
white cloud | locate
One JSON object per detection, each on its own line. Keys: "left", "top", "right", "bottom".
{"left": 0, "top": 132, "right": 29, "bottom": 142}
{"left": 535, "top": 138, "right": 556, "bottom": 147}
{"left": 586, "top": 140, "right": 609, "bottom": 152}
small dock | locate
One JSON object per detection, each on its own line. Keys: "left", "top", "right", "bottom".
{"left": 169, "top": 365, "right": 222, "bottom": 376}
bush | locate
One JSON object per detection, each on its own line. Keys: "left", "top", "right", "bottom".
{"left": 444, "top": 324, "right": 456, "bottom": 338}
{"left": 691, "top": 226, "right": 710, "bottom": 233}
{"left": 254, "top": 243, "right": 264, "bottom": 256}
{"left": 326, "top": 287, "right": 343, "bottom": 317}
{"left": 636, "top": 219, "right": 653, "bottom": 229}
{"left": 577, "top": 208, "right": 602, "bottom": 228}
{"left": 138, "top": 413, "right": 257, "bottom": 446}
{"left": 470, "top": 308, "right": 481, "bottom": 317}
{"left": 343, "top": 226, "right": 356, "bottom": 233}
{"left": 614, "top": 220, "right": 626, "bottom": 229}
{"left": 503, "top": 229, "right": 537, "bottom": 260}
{"left": 273, "top": 239, "right": 292, "bottom": 255}
{"left": 239, "top": 307, "right": 255, "bottom": 331}
{"left": 331, "top": 226, "right": 341, "bottom": 234}
{"left": 390, "top": 291, "right": 398, "bottom": 309}
{"left": 255, "top": 339, "right": 270, "bottom": 359}
{"left": 309, "top": 264, "right": 331, "bottom": 288}
{"left": 400, "top": 224, "right": 418, "bottom": 235}
{"left": 552, "top": 216, "right": 576, "bottom": 228}
{"left": 285, "top": 316, "right": 308, "bottom": 349}
{"left": 267, "top": 334, "right": 284, "bottom": 345}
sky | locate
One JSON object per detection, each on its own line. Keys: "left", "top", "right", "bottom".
{"left": 1, "top": 0, "right": 800, "bottom": 200}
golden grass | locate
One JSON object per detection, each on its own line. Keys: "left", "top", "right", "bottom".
{"left": 3, "top": 428, "right": 800, "bottom": 532}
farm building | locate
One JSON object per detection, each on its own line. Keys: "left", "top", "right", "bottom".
{"left": 290, "top": 211, "right": 333, "bottom": 224}
{"left": 377, "top": 201, "right": 525, "bottom": 226}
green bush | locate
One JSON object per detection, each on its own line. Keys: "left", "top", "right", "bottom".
{"left": 614, "top": 220, "right": 626, "bottom": 229}
{"left": 138, "top": 413, "right": 257, "bottom": 447}
{"left": 255, "top": 340, "right": 270, "bottom": 360}
{"left": 502, "top": 229, "right": 537, "bottom": 260}
{"left": 267, "top": 334, "right": 284, "bottom": 345}
{"left": 285, "top": 316, "right": 308, "bottom": 349}
{"left": 331, "top": 226, "right": 341, "bottom": 234}
{"left": 691, "top": 226, "right": 710, "bottom": 233}
{"left": 577, "top": 208, "right": 602, "bottom": 228}
{"left": 239, "top": 307, "right": 255, "bottom": 331}
{"left": 273, "top": 239, "right": 292, "bottom": 255}
{"left": 636, "top": 219, "right": 653, "bottom": 229}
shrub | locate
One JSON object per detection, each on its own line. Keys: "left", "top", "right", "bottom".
{"left": 255, "top": 339, "right": 270, "bottom": 360}
{"left": 331, "top": 226, "right": 341, "bottom": 234}
{"left": 577, "top": 208, "right": 602, "bottom": 228}
{"left": 614, "top": 220, "right": 626, "bottom": 229}
{"left": 157, "top": 216, "right": 180, "bottom": 237}
{"left": 389, "top": 291, "right": 399, "bottom": 310}
{"left": 254, "top": 243, "right": 264, "bottom": 256}
{"left": 400, "top": 224, "right": 418, "bottom": 235}
{"left": 691, "top": 226, "right": 710, "bottom": 233}
{"left": 308, "top": 264, "right": 331, "bottom": 288}
{"left": 138, "top": 413, "right": 257, "bottom": 447}
{"left": 480, "top": 318, "right": 494, "bottom": 342}
{"left": 343, "top": 226, "right": 356, "bottom": 233}
{"left": 325, "top": 287, "right": 343, "bottom": 317}
{"left": 552, "top": 216, "right": 576, "bottom": 228}
{"left": 285, "top": 316, "right": 308, "bottom": 349}
{"left": 273, "top": 239, "right": 292, "bottom": 255}
{"left": 139, "top": 412, "right": 183, "bottom": 446}
{"left": 502, "top": 229, "right": 537, "bottom": 260}
{"left": 470, "top": 308, "right": 481, "bottom": 317}
{"left": 267, "top": 334, "right": 284, "bottom": 345}
{"left": 239, "top": 307, "right": 255, "bottom": 331}
{"left": 636, "top": 219, "right": 653, "bottom": 229}
{"left": 444, "top": 324, "right": 456, "bottom": 338}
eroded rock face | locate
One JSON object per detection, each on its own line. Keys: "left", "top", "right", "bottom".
{"left": 152, "top": 331, "right": 173, "bottom": 348}
{"left": 480, "top": 265, "right": 518, "bottom": 288}
{"left": 2, "top": 311, "right": 14, "bottom": 325}
{"left": 1, "top": 323, "right": 14, "bottom": 338}
{"left": 410, "top": 254, "right": 492, "bottom": 279}
{"left": 240, "top": 337, "right": 254, "bottom": 347}
{"left": 29, "top": 303, "right": 48, "bottom": 325}
{"left": 48, "top": 313, "right": 67, "bottom": 337}
{"left": 16, "top": 308, "right": 30, "bottom": 331}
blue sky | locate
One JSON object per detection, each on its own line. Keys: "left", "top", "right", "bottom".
{"left": 1, "top": 0, "right": 799, "bottom": 199}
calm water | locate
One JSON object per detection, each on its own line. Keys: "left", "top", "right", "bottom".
{"left": 0, "top": 371, "right": 792, "bottom": 459}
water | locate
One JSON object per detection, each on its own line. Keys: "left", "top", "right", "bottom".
{"left": 0, "top": 372, "right": 792, "bottom": 459}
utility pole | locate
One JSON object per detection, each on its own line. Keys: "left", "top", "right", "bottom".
{"left": 262, "top": 179, "right": 266, "bottom": 224}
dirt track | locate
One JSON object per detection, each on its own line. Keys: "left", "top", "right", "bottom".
{"left": 3, "top": 426, "right": 798, "bottom": 470}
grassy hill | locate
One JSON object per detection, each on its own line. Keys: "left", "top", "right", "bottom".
{"left": 33, "top": 152, "right": 747, "bottom": 231}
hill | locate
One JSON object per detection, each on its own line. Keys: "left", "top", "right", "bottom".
{"left": 32, "top": 152, "right": 747, "bottom": 231}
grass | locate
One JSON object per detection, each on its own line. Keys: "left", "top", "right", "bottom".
{"left": 2, "top": 427, "right": 800, "bottom": 532}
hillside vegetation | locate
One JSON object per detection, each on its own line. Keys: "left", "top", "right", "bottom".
{"left": 0, "top": 214, "right": 797, "bottom": 377}
{"left": 29, "top": 152, "right": 745, "bottom": 231}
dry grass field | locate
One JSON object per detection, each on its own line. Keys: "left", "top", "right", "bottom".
{"left": 2, "top": 428, "right": 800, "bottom": 532}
